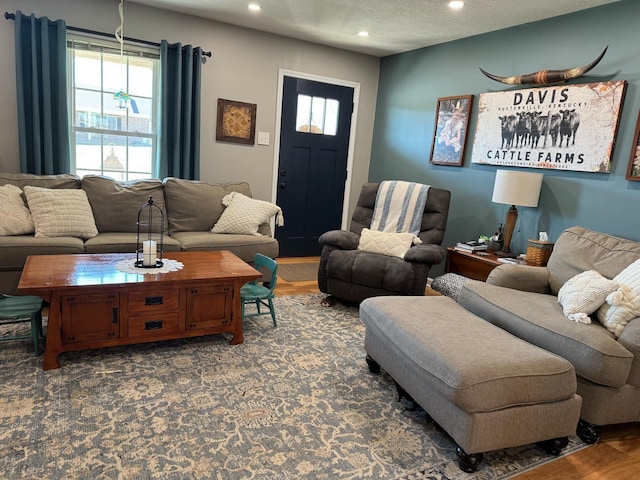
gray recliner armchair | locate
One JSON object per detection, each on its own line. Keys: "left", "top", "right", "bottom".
{"left": 318, "top": 182, "right": 451, "bottom": 304}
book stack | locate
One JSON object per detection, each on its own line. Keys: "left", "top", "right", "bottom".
{"left": 454, "top": 241, "right": 488, "bottom": 253}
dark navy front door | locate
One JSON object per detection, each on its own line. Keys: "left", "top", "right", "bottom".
{"left": 276, "top": 76, "right": 354, "bottom": 257}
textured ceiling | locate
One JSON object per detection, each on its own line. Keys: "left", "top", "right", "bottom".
{"left": 128, "top": 0, "right": 622, "bottom": 57}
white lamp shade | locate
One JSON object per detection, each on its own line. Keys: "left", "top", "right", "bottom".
{"left": 492, "top": 170, "right": 543, "bottom": 207}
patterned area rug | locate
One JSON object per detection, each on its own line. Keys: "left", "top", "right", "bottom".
{"left": 0, "top": 294, "right": 586, "bottom": 479}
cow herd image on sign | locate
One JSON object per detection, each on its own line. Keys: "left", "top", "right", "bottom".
{"left": 471, "top": 80, "right": 627, "bottom": 172}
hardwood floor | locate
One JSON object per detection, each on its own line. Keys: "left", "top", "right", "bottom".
{"left": 275, "top": 256, "right": 640, "bottom": 479}
{"left": 274, "top": 256, "right": 321, "bottom": 297}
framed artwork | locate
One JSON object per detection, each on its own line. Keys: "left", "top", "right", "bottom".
{"left": 471, "top": 80, "right": 627, "bottom": 172}
{"left": 626, "top": 110, "right": 640, "bottom": 181}
{"left": 429, "top": 94, "right": 473, "bottom": 166}
{"left": 216, "top": 98, "right": 257, "bottom": 145}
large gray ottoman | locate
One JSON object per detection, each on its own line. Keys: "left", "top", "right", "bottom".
{"left": 360, "top": 295, "right": 582, "bottom": 472}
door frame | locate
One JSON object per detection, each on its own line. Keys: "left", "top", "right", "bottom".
{"left": 272, "top": 69, "right": 361, "bottom": 230}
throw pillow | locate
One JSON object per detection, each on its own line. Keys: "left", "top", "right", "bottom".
{"left": 24, "top": 186, "right": 98, "bottom": 239}
{"left": 557, "top": 270, "right": 618, "bottom": 324}
{"left": 431, "top": 273, "right": 476, "bottom": 301}
{"left": 0, "top": 184, "right": 34, "bottom": 235}
{"left": 211, "top": 192, "right": 284, "bottom": 236}
{"left": 597, "top": 259, "right": 640, "bottom": 337}
{"left": 357, "top": 228, "right": 421, "bottom": 258}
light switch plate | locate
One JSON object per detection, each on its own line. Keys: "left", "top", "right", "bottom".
{"left": 257, "top": 131, "right": 270, "bottom": 145}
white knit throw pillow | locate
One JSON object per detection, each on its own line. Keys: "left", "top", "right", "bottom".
{"left": 597, "top": 260, "right": 640, "bottom": 337}
{"left": 0, "top": 184, "right": 34, "bottom": 235}
{"left": 24, "top": 186, "right": 98, "bottom": 239}
{"left": 557, "top": 270, "right": 618, "bottom": 324}
{"left": 211, "top": 192, "right": 284, "bottom": 236}
{"left": 357, "top": 228, "right": 421, "bottom": 258}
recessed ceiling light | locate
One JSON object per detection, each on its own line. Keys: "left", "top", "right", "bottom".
{"left": 358, "top": 31, "right": 369, "bottom": 37}
{"left": 248, "top": 3, "right": 261, "bottom": 12}
{"left": 448, "top": 1, "right": 464, "bottom": 10}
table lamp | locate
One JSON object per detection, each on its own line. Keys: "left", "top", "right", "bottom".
{"left": 491, "top": 170, "right": 543, "bottom": 256}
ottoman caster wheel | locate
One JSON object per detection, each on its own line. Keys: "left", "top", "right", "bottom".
{"left": 365, "top": 355, "right": 381, "bottom": 374}
{"left": 576, "top": 419, "right": 602, "bottom": 444}
{"left": 537, "top": 436, "right": 569, "bottom": 456}
{"left": 394, "top": 380, "right": 415, "bottom": 403}
{"left": 456, "top": 446, "right": 483, "bottom": 473}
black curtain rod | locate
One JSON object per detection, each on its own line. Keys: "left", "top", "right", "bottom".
{"left": 4, "top": 12, "right": 212, "bottom": 58}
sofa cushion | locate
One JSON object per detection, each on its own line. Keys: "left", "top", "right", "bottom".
{"left": 211, "top": 192, "right": 283, "bottom": 236}
{"left": 0, "top": 184, "right": 34, "bottom": 235}
{"left": 547, "top": 226, "right": 640, "bottom": 296}
{"left": 84, "top": 233, "right": 181, "bottom": 254}
{"left": 0, "top": 235, "right": 85, "bottom": 269}
{"left": 557, "top": 270, "right": 619, "bottom": 324}
{"left": 24, "top": 186, "right": 98, "bottom": 239}
{"left": 597, "top": 260, "right": 640, "bottom": 338}
{"left": 163, "top": 178, "right": 253, "bottom": 233}
{"left": 458, "top": 281, "right": 633, "bottom": 387}
{"left": 82, "top": 175, "right": 165, "bottom": 233}
{"left": 171, "top": 231, "right": 279, "bottom": 262}
{"left": 0, "top": 172, "right": 81, "bottom": 190}
{"left": 326, "top": 249, "right": 415, "bottom": 294}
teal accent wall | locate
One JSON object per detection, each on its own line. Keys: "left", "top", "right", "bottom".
{"left": 370, "top": 0, "right": 640, "bottom": 275}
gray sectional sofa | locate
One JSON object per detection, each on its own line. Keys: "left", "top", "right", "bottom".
{"left": 0, "top": 173, "right": 279, "bottom": 295}
{"left": 359, "top": 225, "right": 639, "bottom": 471}
{"left": 458, "top": 226, "right": 640, "bottom": 443}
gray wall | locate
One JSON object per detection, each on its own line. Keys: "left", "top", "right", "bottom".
{"left": 0, "top": 0, "right": 379, "bottom": 213}
{"left": 370, "top": 0, "right": 640, "bottom": 275}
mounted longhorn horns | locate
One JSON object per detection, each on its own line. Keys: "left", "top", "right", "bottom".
{"left": 479, "top": 47, "right": 608, "bottom": 85}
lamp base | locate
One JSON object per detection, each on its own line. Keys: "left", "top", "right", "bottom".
{"left": 501, "top": 205, "right": 519, "bottom": 255}
{"left": 495, "top": 250, "right": 517, "bottom": 259}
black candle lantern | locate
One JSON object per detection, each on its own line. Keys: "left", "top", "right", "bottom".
{"left": 135, "top": 196, "right": 164, "bottom": 268}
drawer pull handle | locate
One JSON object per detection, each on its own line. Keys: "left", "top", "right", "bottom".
{"left": 144, "top": 320, "right": 162, "bottom": 330}
{"left": 145, "top": 320, "right": 163, "bottom": 330}
{"left": 145, "top": 296, "right": 163, "bottom": 306}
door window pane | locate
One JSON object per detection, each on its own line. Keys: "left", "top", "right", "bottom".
{"left": 295, "top": 94, "right": 339, "bottom": 136}
{"left": 296, "top": 95, "right": 312, "bottom": 132}
{"left": 324, "top": 99, "right": 339, "bottom": 136}
{"left": 310, "top": 97, "right": 326, "bottom": 134}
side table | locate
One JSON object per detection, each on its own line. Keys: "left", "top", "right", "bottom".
{"left": 445, "top": 247, "right": 503, "bottom": 281}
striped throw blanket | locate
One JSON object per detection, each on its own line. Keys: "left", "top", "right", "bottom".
{"left": 370, "top": 181, "right": 430, "bottom": 236}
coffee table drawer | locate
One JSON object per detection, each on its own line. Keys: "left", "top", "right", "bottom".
{"left": 128, "top": 313, "right": 179, "bottom": 338}
{"left": 128, "top": 289, "right": 179, "bottom": 313}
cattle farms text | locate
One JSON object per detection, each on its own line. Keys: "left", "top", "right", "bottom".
{"left": 471, "top": 81, "right": 627, "bottom": 172}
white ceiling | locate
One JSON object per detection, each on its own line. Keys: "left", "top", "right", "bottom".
{"left": 127, "top": 0, "right": 622, "bottom": 57}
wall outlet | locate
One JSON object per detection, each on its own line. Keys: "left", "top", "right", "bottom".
{"left": 257, "top": 131, "right": 270, "bottom": 145}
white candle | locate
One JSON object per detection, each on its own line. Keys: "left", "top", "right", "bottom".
{"left": 142, "top": 240, "right": 157, "bottom": 266}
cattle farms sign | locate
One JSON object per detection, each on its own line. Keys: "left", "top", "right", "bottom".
{"left": 471, "top": 80, "right": 627, "bottom": 172}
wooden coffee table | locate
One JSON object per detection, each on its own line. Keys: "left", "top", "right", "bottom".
{"left": 18, "top": 251, "right": 261, "bottom": 370}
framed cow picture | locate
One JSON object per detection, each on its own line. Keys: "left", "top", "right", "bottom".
{"left": 471, "top": 80, "right": 627, "bottom": 172}
{"left": 429, "top": 95, "right": 473, "bottom": 166}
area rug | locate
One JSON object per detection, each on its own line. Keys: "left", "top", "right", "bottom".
{"left": 0, "top": 294, "right": 586, "bottom": 479}
{"left": 277, "top": 262, "right": 320, "bottom": 282}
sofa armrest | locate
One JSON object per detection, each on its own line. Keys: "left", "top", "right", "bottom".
{"left": 257, "top": 223, "right": 272, "bottom": 237}
{"left": 486, "top": 264, "right": 552, "bottom": 294}
{"left": 403, "top": 243, "right": 445, "bottom": 264}
{"left": 318, "top": 230, "right": 359, "bottom": 250}
{"left": 618, "top": 317, "right": 640, "bottom": 387}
